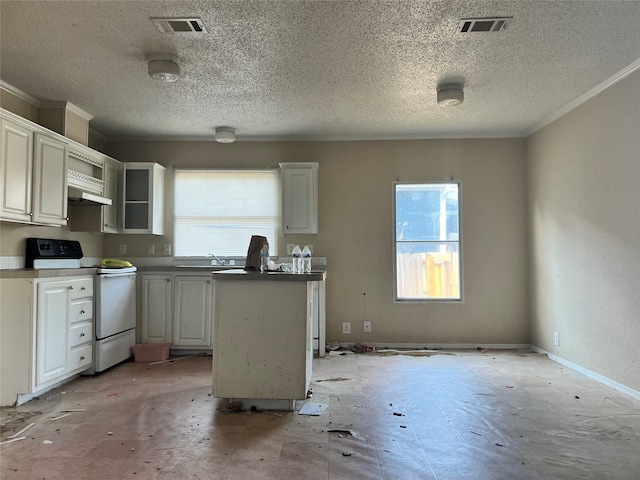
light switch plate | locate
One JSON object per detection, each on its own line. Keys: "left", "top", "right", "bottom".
{"left": 163, "top": 244, "right": 172, "bottom": 256}
{"left": 287, "top": 244, "right": 295, "bottom": 254}
{"left": 147, "top": 244, "right": 155, "bottom": 255}
{"left": 119, "top": 244, "right": 126, "bottom": 255}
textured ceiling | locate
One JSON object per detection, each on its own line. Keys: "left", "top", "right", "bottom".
{"left": 1, "top": 1, "right": 639, "bottom": 141}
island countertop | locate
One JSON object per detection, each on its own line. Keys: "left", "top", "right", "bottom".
{"left": 212, "top": 268, "right": 326, "bottom": 282}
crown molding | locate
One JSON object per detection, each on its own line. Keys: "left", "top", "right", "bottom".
{"left": 0, "top": 81, "right": 41, "bottom": 107}
{"left": 526, "top": 58, "right": 640, "bottom": 137}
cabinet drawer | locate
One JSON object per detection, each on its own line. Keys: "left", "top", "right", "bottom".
{"left": 68, "top": 344, "right": 92, "bottom": 371}
{"left": 69, "top": 278, "right": 93, "bottom": 300}
{"left": 69, "top": 321, "right": 93, "bottom": 348}
{"left": 69, "top": 300, "right": 92, "bottom": 323}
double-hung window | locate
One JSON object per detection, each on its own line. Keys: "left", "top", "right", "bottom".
{"left": 394, "top": 182, "right": 461, "bottom": 301}
{"left": 174, "top": 169, "right": 279, "bottom": 257}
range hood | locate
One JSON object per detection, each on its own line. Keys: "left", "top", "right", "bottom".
{"left": 68, "top": 186, "right": 112, "bottom": 206}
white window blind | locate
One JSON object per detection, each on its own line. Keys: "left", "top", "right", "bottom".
{"left": 174, "top": 169, "right": 279, "bottom": 257}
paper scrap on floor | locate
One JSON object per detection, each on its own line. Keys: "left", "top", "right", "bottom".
{"left": 299, "top": 403, "right": 328, "bottom": 416}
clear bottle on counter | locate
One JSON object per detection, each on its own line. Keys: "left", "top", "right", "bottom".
{"left": 260, "top": 244, "right": 270, "bottom": 272}
{"left": 292, "top": 245, "right": 302, "bottom": 274}
{"left": 302, "top": 245, "right": 312, "bottom": 273}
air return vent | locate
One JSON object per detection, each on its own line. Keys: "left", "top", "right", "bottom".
{"left": 151, "top": 17, "right": 208, "bottom": 34}
{"left": 458, "top": 17, "right": 511, "bottom": 33}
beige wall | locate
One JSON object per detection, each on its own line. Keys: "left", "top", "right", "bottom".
{"left": 0, "top": 89, "right": 38, "bottom": 123}
{"left": 106, "top": 137, "right": 529, "bottom": 345}
{"left": 526, "top": 70, "right": 640, "bottom": 392}
{"left": 0, "top": 222, "right": 104, "bottom": 260}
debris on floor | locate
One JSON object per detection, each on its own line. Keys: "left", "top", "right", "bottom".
{"left": 7, "top": 422, "right": 34, "bottom": 439}
{"left": 374, "top": 349, "right": 455, "bottom": 357}
{"left": 328, "top": 429, "right": 360, "bottom": 439}
{"left": 50, "top": 413, "right": 71, "bottom": 421}
{"left": 0, "top": 436, "right": 26, "bottom": 445}
{"left": 393, "top": 412, "right": 405, "bottom": 417}
{"left": 328, "top": 350, "right": 354, "bottom": 356}
{"left": 317, "top": 377, "right": 350, "bottom": 382}
{"left": 299, "top": 403, "right": 328, "bottom": 416}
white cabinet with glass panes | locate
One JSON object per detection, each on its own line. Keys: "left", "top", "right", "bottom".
{"left": 123, "top": 162, "right": 165, "bottom": 234}
{"left": 279, "top": 162, "right": 318, "bottom": 234}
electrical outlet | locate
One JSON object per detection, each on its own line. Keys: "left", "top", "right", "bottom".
{"left": 147, "top": 244, "right": 155, "bottom": 255}
{"left": 554, "top": 331, "right": 559, "bottom": 347}
{"left": 307, "top": 244, "right": 313, "bottom": 253}
{"left": 287, "top": 244, "right": 295, "bottom": 255}
{"left": 119, "top": 244, "right": 126, "bottom": 255}
{"left": 363, "top": 321, "right": 371, "bottom": 333}
{"left": 342, "top": 322, "right": 351, "bottom": 335}
{"left": 163, "top": 244, "right": 172, "bottom": 256}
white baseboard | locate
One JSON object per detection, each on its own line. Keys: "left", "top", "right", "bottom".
{"left": 531, "top": 346, "right": 640, "bottom": 402}
{"left": 339, "top": 342, "right": 531, "bottom": 350}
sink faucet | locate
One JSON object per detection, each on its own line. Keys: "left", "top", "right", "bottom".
{"left": 208, "top": 254, "right": 225, "bottom": 266}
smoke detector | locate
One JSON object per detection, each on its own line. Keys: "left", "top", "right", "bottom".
{"left": 215, "top": 127, "right": 236, "bottom": 144}
{"left": 437, "top": 84, "right": 464, "bottom": 106}
{"left": 147, "top": 54, "right": 180, "bottom": 83}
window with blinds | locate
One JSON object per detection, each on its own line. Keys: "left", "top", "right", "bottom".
{"left": 174, "top": 169, "right": 279, "bottom": 257}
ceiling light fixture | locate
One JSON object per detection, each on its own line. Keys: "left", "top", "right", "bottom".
{"left": 214, "top": 127, "right": 236, "bottom": 143}
{"left": 437, "top": 83, "right": 464, "bottom": 106}
{"left": 147, "top": 54, "right": 181, "bottom": 83}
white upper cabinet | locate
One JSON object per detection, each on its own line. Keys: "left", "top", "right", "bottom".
{"left": 102, "top": 157, "right": 123, "bottom": 233}
{"left": 1, "top": 110, "right": 69, "bottom": 226}
{"left": 0, "top": 117, "right": 33, "bottom": 222}
{"left": 69, "top": 155, "right": 123, "bottom": 233}
{"left": 32, "top": 133, "right": 68, "bottom": 225}
{"left": 123, "top": 162, "right": 165, "bottom": 235}
{"left": 280, "top": 162, "right": 318, "bottom": 234}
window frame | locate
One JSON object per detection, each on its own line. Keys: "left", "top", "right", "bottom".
{"left": 392, "top": 180, "right": 464, "bottom": 303}
{"left": 173, "top": 167, "right": 280, "bottom": 260}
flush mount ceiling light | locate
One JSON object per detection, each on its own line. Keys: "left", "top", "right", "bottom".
{"left": 147, "top": 54, "right": 181, "bottom": 82}
{"left": 214, "top": 127, "right": 236, "bottom": 143}
{"left": 437, "top": 83, "right": 464, "bottom": 106}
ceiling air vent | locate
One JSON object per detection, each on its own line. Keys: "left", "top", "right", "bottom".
{"left": 458, "top": 17, "right": 511, "bottom": 33}
{"left": 151, "top": 17, "right": 208, "bottom": 34}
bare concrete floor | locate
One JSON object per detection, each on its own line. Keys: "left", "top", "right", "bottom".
{"left": 1, "top": 350, "right": 639, "bottom": 479}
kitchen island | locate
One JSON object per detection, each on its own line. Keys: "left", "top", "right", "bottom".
{"left": 212, "top": 269, "right": 326, "bottom": 411}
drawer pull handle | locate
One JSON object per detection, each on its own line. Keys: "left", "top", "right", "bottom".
{"left": 80, "top": 333, "right": 85, "bottom": 337}
{"left": 80, "top": 310, "right": 85, "bottom": 314}
{"left": 69, "top": 286, "right": 74, "bottom": 290}
{"left": 81, "top": 287, "right": 86, "bottom": 291}
{"left": 80, "top": 356, "right": 85, "bottom": 361}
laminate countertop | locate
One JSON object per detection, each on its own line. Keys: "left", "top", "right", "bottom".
{"left": 213, "top": 268, "right": 326, "bottom": 282}
{"left": 0, "top": 268, "right": 97, "bottom": 279}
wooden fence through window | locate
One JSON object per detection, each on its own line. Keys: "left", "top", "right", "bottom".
{"left": 397, "top": 252, "right": 460, "bottom": 299}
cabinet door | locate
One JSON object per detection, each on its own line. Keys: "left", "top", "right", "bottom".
{"left": 0, "top": 118, "right": 33, "bottom": 222}
{"left": 281, "top": 163, "right": 318, "bottom": 234}
{"left": 102, "top": 158, "right": 122, "bottom": 233}
{"left": 173, "top": 275, "right": 212, "bottom": 347}
{"left": 140, "top": 275, "right": 172, "bottom": 343}
{"left": 32, "top": 133, "right": 67, "bottom": 225}
{"left": 123, "top": 163, "right": 164, "bottom": 235}
{"left": 36, "top": 280, "right": 70, "bottom": 386}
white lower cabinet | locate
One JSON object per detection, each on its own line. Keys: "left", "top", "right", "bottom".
{"left": 140, "top": 273, "right": 212, "bottom": 349}
{"left": 35, "top": 276, "right": 93, "bottom": 388}
{"left": 0, "top": 275, "right": 94, "bottom": 406}
{"left": 140, "top": 274, "right": 172, "bottom": 343}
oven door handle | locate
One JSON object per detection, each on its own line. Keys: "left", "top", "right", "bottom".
{"left": 99, "top": 273, "right": 137, "bottom": 279}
